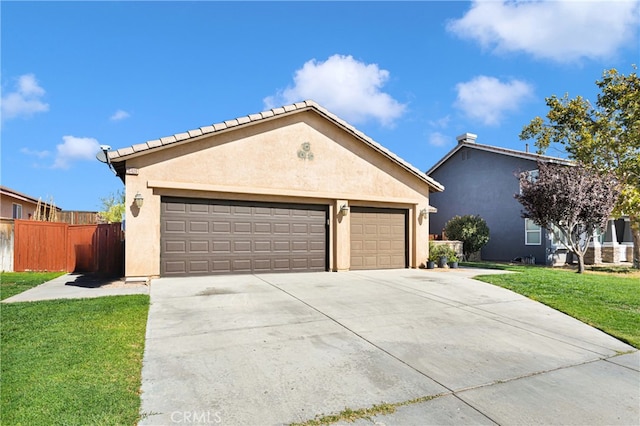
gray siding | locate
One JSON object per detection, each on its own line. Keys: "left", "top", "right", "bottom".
{"left": 428, "top": 146, "right": 550, "bottom": 264}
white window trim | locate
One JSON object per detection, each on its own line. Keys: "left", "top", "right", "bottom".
{"left": 519, "top": 169, "right": 539, "bottom": 194}
{"left": 525, "top": 218, "right": 542, "bottom": 246}
{"left": 549, "top": 224, "right": 569, "bottom": 248}
{"left": 12, "top": 203, "right": 23, "bottom": 219}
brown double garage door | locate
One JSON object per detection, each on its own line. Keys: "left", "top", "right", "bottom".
{"left": 161, "top": 198, "right": 407, "bottom": 276}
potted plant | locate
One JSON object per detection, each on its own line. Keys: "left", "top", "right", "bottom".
{"left": 427, "top": 242, "right": 438, "bottom": 269}
{"left": 448, "top": 251, "right": 459, "bottom": 269}
{"left": 437, "top": 247, "right": 448, "bottom": 268}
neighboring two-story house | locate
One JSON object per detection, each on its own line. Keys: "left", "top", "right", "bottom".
{"left": 426, "top": 133, "right": 633, "bottom": 265}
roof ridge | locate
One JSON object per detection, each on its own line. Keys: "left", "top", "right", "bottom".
{"left": 472, "top": 141, "right": 572, "bottom": 162}
{"left": 108, "top": 100, "right": 443, "bottom": 191}
{"left": 426, "top": 139, "right": 574, "bottom": 175}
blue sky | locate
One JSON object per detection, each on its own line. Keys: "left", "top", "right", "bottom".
{"left": 2, "top": 1, "right": 638, "bottom": 211}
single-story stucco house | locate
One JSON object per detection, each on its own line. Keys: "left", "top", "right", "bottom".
{"left": 107, "top": 101, "right": 443, "bottom": 281}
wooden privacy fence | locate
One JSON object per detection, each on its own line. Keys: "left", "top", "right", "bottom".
{"left": 13, "top": 220, "right": 123, "bottom": 276}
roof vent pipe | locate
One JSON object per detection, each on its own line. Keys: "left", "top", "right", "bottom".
{"left": 456, "top": 133, "right": 477, "bottom": 144}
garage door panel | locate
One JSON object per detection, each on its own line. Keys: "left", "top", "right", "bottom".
{"left": 234, "top": 222, "right": 251, "bottom": 233}
{"left": 212, "top": 260, "right": 231, "bottom": 272}
{"left": 165, "top": 260, "right": 186, "bottom": 274}
{"left": 232, "top": 259, "right": 252, "bottom": 272}
{"left": 165, "top": 202, "right": 187, "bottom": 213}
{"left": 364, "top": 241, "right": 378, "bottom": 251}
{"left": 161, "top": 198, "right": 327, "bottom": 275}
{"left": 189, "top": 241, "right": 209, "bottom": 253}
{"left": 212, "top": 241, "right": 231, "bottom": 253}
{"left": 254, "top": 241, "right": 272, "bottom": 252}
{"left": 391, "top": 240, "right": 405, "bottom": 250}
{"left": 273, "top": 241, "right": 291, "bottom": 252}
{"left": 292, "top": 241, "right": 309, "bottom": 251}
{"left": 213, "top": 222, "right": 231, "bottom": 233}
{"left": 350, "top": 207, "right": 406, "bottom": 270}
{"left": 233, "top": 241, "right": 251, "bottom": 252}
{"left": 164, "top": 240, "right": 186, "bottom": 253}
{"left": 234, "top": 206, "right": 252, "bottom": 215}
{"left": 365, "top": 224, "right": 377, "bottom": 234}
{"left": 212, "top": 205, "right": 231, "bottom": 214}
{"left": 273, "top": 259, "right": 292, "bottom": 270}
{"left": 189, "top": 221, "right": 209, "bottom": 232}
{"left": 310, "top": 241, "right": 326, "bottom": 252}
{"left": 189, "top": 260, "right": 209, "bottom": 273}
{"left": 253, "top": 259, "right": 272, "bottom": 271}
{"left": 292, "top": 223, "right": 308, "bottom": 234}
{"left": 254, "top": 207, "right": 271, "bottom": 216}
{"left": 165, "top": 220, "right": 186, "bottom": 233}
{"left": 189, "top": 204, "right": 209, "bottom": 214}
{"left": 254, "top": 222, "right": 272, "bottom": 233}
{"left": 274, "top": 223, "right": 291, "bottom": 234}
{"left": 310, "top": 224, "right": 326, "bottom": 234}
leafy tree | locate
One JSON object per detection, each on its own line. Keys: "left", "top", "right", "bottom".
{"left": 443, "top": 215, "right": 490, "bottom": 260}
{"left": 520, "top": 66, "right": 640, "bottom": 267}
{"left": 515, "top": 162, "right": 619, "bottom": 273}
{"left": 99, "top": 189, "right": 125, "bottom": 223}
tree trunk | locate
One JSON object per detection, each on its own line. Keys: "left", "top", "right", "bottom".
{"left": 630, "top": 215, "right": 640, "bottom": 269}
{"left": 576, "top": 251, "right": 586, "bottom": 273}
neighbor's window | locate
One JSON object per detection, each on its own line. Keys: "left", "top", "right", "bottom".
{"left": 525, "top": 219, "right": 541, "bottom": 245}
{"left": 12, "top": 203, "right": 22, "bottom": 219}
{"left": 550, "top": 224, "right": 569, "bottom": 247}
{"left": 519, "top": 169, "right": 539, "bottom": 194}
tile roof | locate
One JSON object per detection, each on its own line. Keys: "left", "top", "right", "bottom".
{"left": 109, "top": 100, "right": 444, "bottom": 192}
{"left": 426, "top": 140, "right": 575, "bottom": 176}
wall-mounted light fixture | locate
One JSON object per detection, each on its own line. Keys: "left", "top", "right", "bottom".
{"left": 134, "top": 192, "right": 144, "bottom": 209}
{"left": 419, "top": 208, "right": 428, "bottom": 219}
{"left": 339, "top": 204, "right": 349, "bottom": 216}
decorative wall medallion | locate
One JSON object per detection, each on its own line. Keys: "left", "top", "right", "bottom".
{"left": 297, "top": 142, "right": 314, "bottom": 160}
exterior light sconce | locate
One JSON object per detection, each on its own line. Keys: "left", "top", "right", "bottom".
{"left": 419, "top": 208, "right": 428, "bottom": 219}
{"left": 339, "top": 204, "right": 349, "bottom": 216}
{"left": 134, "top": 192, "right": 144, "bottom": 209}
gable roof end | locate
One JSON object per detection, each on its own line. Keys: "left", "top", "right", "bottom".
{"left": 109, "top": 100, "right": 444, "bottom": 192}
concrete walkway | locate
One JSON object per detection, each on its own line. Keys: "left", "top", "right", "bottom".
{"left": 139, "top": 268, "right": 639, "bottom": 425}
{"left": 2, "top": 273, "right": 148, "bottom": 303}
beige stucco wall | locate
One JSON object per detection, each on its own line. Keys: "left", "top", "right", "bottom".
{"left": 121, "top": 111, "right": 434, "bottom": 278}
{"left": 1, "top": 194, "right": 38, "bottom": 219}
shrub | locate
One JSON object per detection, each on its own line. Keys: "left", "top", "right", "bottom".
{"left": 444, "top": 215, "right": 490, "bottom": 260}
{"left": 428, "top": 243, "right": 458, "bottom": 262}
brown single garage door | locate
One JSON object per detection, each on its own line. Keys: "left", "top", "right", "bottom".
{"left": 161, "top": 198, "right": 327, "bottom": 276}
{"left": 350, "top": 207, "right": 407, "bottom": 270}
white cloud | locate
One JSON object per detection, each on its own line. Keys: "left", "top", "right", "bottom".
{"left": 53, "top": 136, "right": 101, "bottom": 169}
{"left": 454, "top": 76, "right": 534, "bottom": 126}
{"left": 428, "top": 132, "right": 450, "bottom": 147}
{"left": 264, "top": 54, "right": 406, "bottom": 126}
{"left": 428, "top": 116, "right": 451, "bottom": 129}
{"left": 110, "top": 109, "right": 130, "bottom": 121}
{"left": 447, "top": 0, "right": 640, "bottom": 63}
{"left": 1, "top": 74, "right": 49, "bottom": 120}
{"left": 20, "top": 147, "right": 51, "bottom": 159}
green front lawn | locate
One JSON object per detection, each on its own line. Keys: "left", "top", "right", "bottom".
{"left": 465, "top": 262, "right": 640, "bottom": 348}
{"left": 1, "top": 295, "right": 149, "bottom": 425}
{"left": 1, "top": 271, "right": 66, "bottom": 300}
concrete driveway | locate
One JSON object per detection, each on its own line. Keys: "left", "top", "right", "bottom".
{"left": 139, "top": 268, "right": 639, "bottom": 425}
